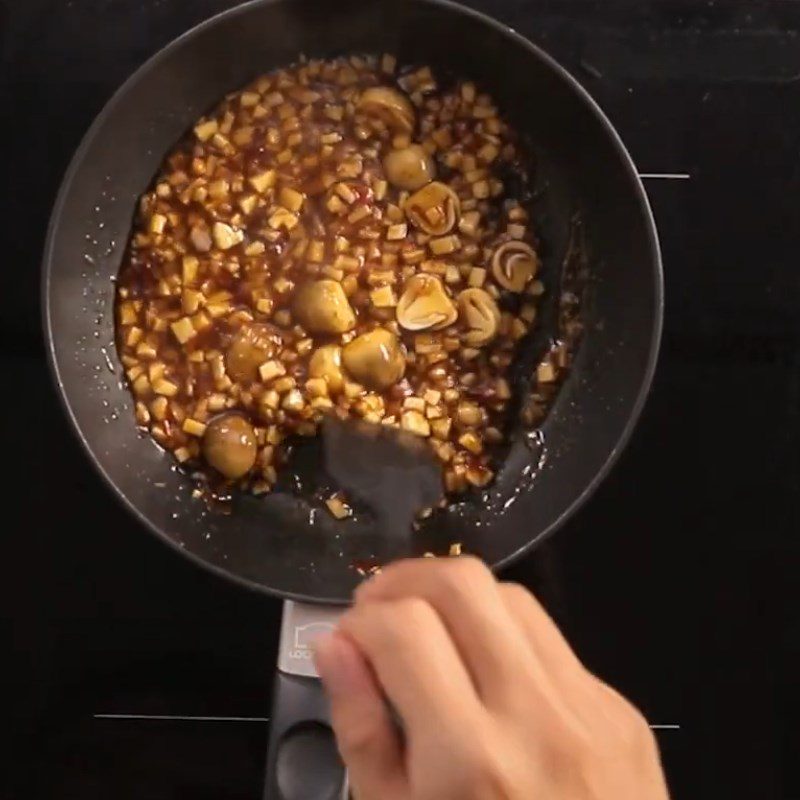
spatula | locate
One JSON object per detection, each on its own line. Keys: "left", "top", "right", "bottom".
{"left": 321, "top": 415, "right": 444, "bottom": 539}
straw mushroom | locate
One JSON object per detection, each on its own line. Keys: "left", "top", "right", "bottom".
{"left": 293, "top": 280, "right": 356, "bottom": 334}
{"left": 383, "top": 145, "right": 435, "bottom": 190}
{"left": 397, "top": 274, "right": 457, "bottom": 331}
{"left": 357, "top": 86, "right": 415, "bottom": 132}
{"left": 226, "top": 324, "right": 276, "bottom": 383}
{"left": 491, "top": 241, "right": 539, "bottom": 292}
{"left": 405, "top": 181, "right": 460, "bottom": 235}
{"left": 203, "top": 414, "right": 257, "bottom": 479}
{"left": 457, "top": 288, "right": 501, "bottom": 346}
{"left": 342, "top": 329, "right": 406, "bottom": 390}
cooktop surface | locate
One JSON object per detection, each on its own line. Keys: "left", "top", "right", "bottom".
{"left": 2, "top": 1, "right": 796, "bottom": 798}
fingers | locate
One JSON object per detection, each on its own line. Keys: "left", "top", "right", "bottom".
{"left": 322, "top": 558, "right": 671, "bottom": 800}
{"left": 498, "top": 582, "right": 585, "bottom": 681}
{"left": 356, "top": 557, "right": 538, "bottom": 702}
{"left": 338, "top": 596, "right": 483, "bottom": 735}
{"left": 314, "top": 631, "right": 406, "bottom": 800}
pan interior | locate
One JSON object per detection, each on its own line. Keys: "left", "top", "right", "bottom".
{"left": 44, "top": 0, "right": 661, "bottom": 602}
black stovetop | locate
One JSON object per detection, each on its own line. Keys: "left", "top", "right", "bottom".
{"left": 2, "top": 1, "right": 797, "bottom": 798}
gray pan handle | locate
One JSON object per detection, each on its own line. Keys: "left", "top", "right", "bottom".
{"left": 263, "top": 601, "right": 348, "bottom": 800}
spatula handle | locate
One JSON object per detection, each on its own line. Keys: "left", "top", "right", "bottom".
{"left": 263, "top": 601, "right": 347, "bottom": 800}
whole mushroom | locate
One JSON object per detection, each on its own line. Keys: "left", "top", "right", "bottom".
{"left": 405, "top": 182, "right": 460, "bottom": 235}
{"left": 308, "top": 344, "right": 346, "bottom": 394}
{"left": 457, "top": 288, "right": 501, "bottom": 346}
{"left": 293, "top": 280, "right": 356, "bottom": 334}
{"left": 226, "top": 324, "right": 277, "bottom": 383}
{"left": 357, "top": 86, "right": 415, "bottom": 133}
{"left": 492, "top": 241, "right": 539, "bottom": 293}
{"left": 203, "top": 414, "right": 257, "bottom": 479}
{"left": 397, "top": 274, "right": 458, "bottom": 331}
{"left": 342, "top": 329, "right": 406, "bottom": 391}
{"left": 383, "top": 145, "right": 435, "bottom": 191}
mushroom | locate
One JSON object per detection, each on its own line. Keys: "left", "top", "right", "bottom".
{"left": 491, "top": 241, "right": 539, "bottom": 293}
{"left": 309, "top": 344, "right": 346, "bottom": 394}
{"left": 405, "top": 182, "right": 460, "bottom": 235}
{"left": 357, "top": 86, "right": 415, "bottom": 133}
{"left": 226, "top": 324, "right": 276, "bottom": 383}
{"left": 457, "top": 288, "right": 501, "bottom": 346}
{"left": 397, "top": 274, "right": 457, "bottom": 331}
{"left": 383, "top": 145, "right": 435, "bottom": 191}
{"left": 293, "top": 280, "right": 356, "bottom": 334}
{"left": 342, "top": 329, "right": 406, "bottom": 391}
{"left": 202, "top": 414, "right": 257, "bottom": 479}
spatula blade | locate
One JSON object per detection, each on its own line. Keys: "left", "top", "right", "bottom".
{"left": 322, "top": 416, "right": 443, "bottom": 537}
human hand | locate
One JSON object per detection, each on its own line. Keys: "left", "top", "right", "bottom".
{"left": 314, "top": 557, "right": 670, "bottom": 800}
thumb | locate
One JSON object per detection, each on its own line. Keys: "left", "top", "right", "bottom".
{"left": 315, "top": 631, "right": 406, "bottom": 800}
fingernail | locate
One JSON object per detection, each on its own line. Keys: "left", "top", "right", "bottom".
{"left": 313, "top": 632, "right": 363, "bottom": 696}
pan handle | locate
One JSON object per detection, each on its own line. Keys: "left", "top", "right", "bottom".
{"left": 264, "top": 601, "right": 347, "bottom": 800}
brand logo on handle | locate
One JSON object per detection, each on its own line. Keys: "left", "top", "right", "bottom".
{"left": 289, "top": 621, "right": 336, "bottom": 661}
{"left": 278, "top": 601, "right": 344, "bottom": 678}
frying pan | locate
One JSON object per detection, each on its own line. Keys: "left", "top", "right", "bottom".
{"left": 43, "top": 0, "right": 663, "bottom": 796}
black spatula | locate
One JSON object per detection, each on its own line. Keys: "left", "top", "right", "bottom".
{"left": 321, "top": 416, "right": 444, "bottom": 539}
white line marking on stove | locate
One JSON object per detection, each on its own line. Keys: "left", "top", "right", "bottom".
{"left": 93, "top": 713, "right": 269, "bottom": 722}
{"left": 94, "top": 713, "right": 680, "bottom": 730}
{"left": 638, "top": 173, "right": 691, "bottom": 180}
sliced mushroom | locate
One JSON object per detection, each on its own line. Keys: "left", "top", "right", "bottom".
{"left": 405, "top": 182, "right": 460, "bottom": 235}
{"left": 342, "top": 328, "right": 406, "bottom": 391}
{"left": 491, "top": 241, "right": 539, "bottom": 293}
{"left": 383, "top": 145, "right": 434, "bottom": 191}
{"left": 203, "top": 414, "right": 257, "bottom": 479}
{"left": 457, "top": 288, "right": 501, "bottom": 346}
{"left": 309, "top": 344, "right": 345, "bottom": 394}
{"left": 357, "top": 86, "right": 415, "bottom": 133}
{"left": 397, "top": 274, "right": 458, "bottom": 331}
{"left": 226, "top": 324, "right": 276, "bottom": 383}
{"left": 293, "top": 280, "right": 356, "bottom": 334}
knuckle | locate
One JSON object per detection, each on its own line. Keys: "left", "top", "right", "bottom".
{"left": 439, "top": 556, "right": 494, "bottom": 597}
{"left": 499, "top": 581, "right": 532, "bottom": 609}
{"left": 544, "top": 710, "right": 590, "bottom": 756}
{"left": 339, "top": 603, "right": 393, "bottom": 649}
{"left": 396, "top": 596, "right": 438, "bottom": 629}
{"left": 623, "top": 705, "right": 657, "bottom": 751}
{"left": 465, "top": 734, "right": 511, "bottom": 797}
{"left": 344, "top": 596, "right": 438, "bottom": 648}
{"left": 596, "top": 681, "right": 657, "bottom": 753}
{"left": 452, "top": 554, "right": 493, "bottom": 581}
{"left": 341, "top": 600, "right": 433, "bottom": 666}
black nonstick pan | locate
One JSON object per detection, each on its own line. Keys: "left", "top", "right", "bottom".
{"left": 43, "top": 0, "right": 663, "bottom": 796}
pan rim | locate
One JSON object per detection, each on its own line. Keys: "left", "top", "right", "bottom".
{"left": 42, "top": 0, "right": 664, "bottom": 605}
